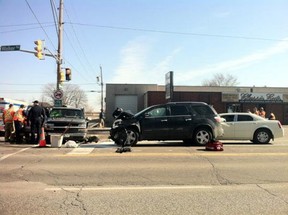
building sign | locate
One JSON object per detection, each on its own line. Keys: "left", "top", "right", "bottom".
{"left": 165, "top": 71, "right": 174, "bottom": 100}
{"left": 239, "top": 93, "right": 283, "bottom": 103}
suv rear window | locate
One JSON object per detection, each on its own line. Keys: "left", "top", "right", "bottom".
{"left": 170, "top": 105, "right": 189, "bottom": 115}
{"left": 191, "top": 105, "right": 215, "bottom": 115}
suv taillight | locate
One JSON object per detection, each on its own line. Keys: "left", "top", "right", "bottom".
{"left": 278, "top": 121, "right": 282, "bottom": 129}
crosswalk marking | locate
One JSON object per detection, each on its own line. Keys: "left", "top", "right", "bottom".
{"left": 67, "top": 142, "right": 116, "bottom": 155}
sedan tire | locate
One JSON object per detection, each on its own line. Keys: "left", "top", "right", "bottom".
{"left": 253, "top": 129, "right": 272, "bottom": 144}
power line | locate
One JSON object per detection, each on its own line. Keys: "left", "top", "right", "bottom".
{"left": 2, "top": 21, "right": 286, "bottom": 42}
{"left": 66, "top": 22, "right": 287, "bottom": 42}
{"left": 63, "top": 5, "right": 98, "bottom": 81}
{"left": 0, "top": 22, "right": 54, "bottom": 27}
{"left": 24, "top": 0, "right": 57, "bottom": 51}
{"left": 0, "top": 24, "right": 55, "bottom": 34}
{"left": 0, "top": 82, "right": 97, "bottom": 86}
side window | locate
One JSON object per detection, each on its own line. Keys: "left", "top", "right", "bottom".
{"left": 237, "top": 115, "right": 254, "bottom": 122}
{"left": 191, "top": 105, "right": 214, "bottom": 116}
{"left": 146, "top": 107, "right": 167, "bottom": 117}
{"left": 170, "top": 105, "right": 189, "bottom": 116}
{"left": 222, "top": 115, "right": 235, "bottom": 122}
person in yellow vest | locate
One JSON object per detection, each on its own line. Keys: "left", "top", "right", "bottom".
{"left": 2, "top": 104, "right": 15, "bottom": 142}
{"left": 13, "top": 104, "right": 27, "bottom": 144}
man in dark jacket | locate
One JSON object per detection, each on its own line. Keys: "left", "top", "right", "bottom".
{"left": 28, "top": 100, "right": 46, "bottom": 145}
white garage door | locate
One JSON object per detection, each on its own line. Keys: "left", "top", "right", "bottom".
{"left": 115, "top": 95, "right": 138, "bottom": 114}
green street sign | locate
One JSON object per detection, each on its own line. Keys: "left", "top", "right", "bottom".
{"left": 1, "top": 45, "right": 21, "bottom": 51}
{"left": 54, "top": 99, "right": 62, "bottom": 107}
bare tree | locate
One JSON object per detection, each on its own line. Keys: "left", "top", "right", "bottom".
{"left": 202, "top": 73, "right": 239, "bottom": 86}
{"left": 42, "top": 83, "right": 88, "bottom": 107}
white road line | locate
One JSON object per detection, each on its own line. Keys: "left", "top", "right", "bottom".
{"left": 45, "top": 185, "right": 212, "bottom": 191}
{"left": 0, "top": 148, "right": 29, "bottom": 162}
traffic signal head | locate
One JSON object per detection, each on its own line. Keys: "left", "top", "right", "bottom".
{"left": 60, "top": 71, "right": 65, "bottom": 82}
{"left": 65, "top": 68, "right": 71, "bottom": 81}
{"left": 34, "top": 40, "right": 44, "bottom": 60}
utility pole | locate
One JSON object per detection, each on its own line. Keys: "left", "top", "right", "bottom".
{"left": 100, "top": 66, "right": 104, "bottom": 111}
{"left": 56, "top": 0, "right": 64, "bottom": 90}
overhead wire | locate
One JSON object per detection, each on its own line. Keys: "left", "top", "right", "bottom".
{"left": 24, "top": 0, "right": 57, "bottom": 51}
{"left": 0, "top": 24, "right": 55, "bottom": 34}
{"left": 66, "top": 22, "right": 287, "bottom": 42}
{"left": 49, "top": 0, "right": 59, "bottom": 36}
{"left": 63, "top": 4, "right": 98, "bottom": 82}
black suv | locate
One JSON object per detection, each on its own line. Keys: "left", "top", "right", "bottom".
{"left": 110, "top": 102, "right": 224, "bottom": 146}
{"left": 45, "top": 107, "right": 88, "bottom": 143}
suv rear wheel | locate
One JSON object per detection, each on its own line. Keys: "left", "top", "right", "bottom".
{"left": 193, "top": 128, "right": 212, "bottom": 145}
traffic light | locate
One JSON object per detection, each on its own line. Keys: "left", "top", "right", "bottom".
{"left": 34, "top": 40, "right": 44, "bottom": 60}
{"left": 65, "top": 68, "right": 71, "bottom": 81}
{"left": 60, "top": 71, "right": 65, "bottom": 82}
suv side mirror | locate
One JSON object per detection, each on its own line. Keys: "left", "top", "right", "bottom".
{"left": 144, "top": 113, "right": 151, "bottom": 118}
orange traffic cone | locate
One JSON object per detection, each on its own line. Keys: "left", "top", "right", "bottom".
{"left": 38, "top": 127, "right": 47, "bottom": 147}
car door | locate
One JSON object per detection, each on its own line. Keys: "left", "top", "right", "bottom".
{"left": 220, "top": 114, "right": 236, "bottom": 139}
{"left": 167, "top": 104, "right": 192, "bottom": 139}
{"left": 233, "top": 114, "right": 254, "bottom": 139}
{"left": 139, "top": 106, "right": 170, "bottom": 140}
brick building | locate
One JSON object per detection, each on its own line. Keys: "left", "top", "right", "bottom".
{"left": 105, "top": 84, "right": 288, "bottom": 126}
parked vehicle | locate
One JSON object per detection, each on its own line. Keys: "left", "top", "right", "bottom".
{"left": 44, "top": 107, "right": 88, "bottom": 143}
{"left": 219, "top": 112, "right": 284, "bottom": 143}
{"left": 110, "top": 102, "right": 224, "bottom": 146}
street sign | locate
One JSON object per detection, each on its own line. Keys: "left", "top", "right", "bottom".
{"left": 54, "top": 99, "right": 62, "bottom": 107}
{"left": 54, "top": 90, "right": 63, "bottom": 100}
{"left": 1, "top": 45, "right": 21, "bottom": 51}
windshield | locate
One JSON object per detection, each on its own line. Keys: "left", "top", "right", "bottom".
{"left": 49, "top": 109, "right": 84, "bottom": 119}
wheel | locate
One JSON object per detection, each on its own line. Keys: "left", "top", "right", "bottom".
{"left": 253, "top": 129, "right": 271, "bottom": 144}
{"left": 193, "top": 128, "right": 212, "bottom": 145}
{"left": 126, "top": 128, "right": 139, "bottom": 146}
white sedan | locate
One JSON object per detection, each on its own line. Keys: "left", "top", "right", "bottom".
{"left": 219, "top": 112, "right": 284, "bottom": 143}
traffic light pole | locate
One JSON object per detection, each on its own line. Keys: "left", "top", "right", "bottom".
{"left": 56, "top": 0, "right": 64, "bottom": 91}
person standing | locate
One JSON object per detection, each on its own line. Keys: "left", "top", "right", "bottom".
{"left": 13, "top": 104, "right": 27, "bottom": 144}
{"left": 28, "top": 100, "right": 46, "bottom": 145}
{"left": 259, "top": 107, "right": 266, "bottom": 118}
{"left": 252, "top": 107, "right": 259, "bottom": 115}
{"left": 268, "top": 112, "right": 276, "bottom": 120}
{"left": 99, "top": 109, "right": 105, "bottom": 128}
{"left": 2, "top": 104, "right": 15, "bottom": 142}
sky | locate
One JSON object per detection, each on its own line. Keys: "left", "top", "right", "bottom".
{"left": 1, "top": 0, "right": 288, "bottom": 110}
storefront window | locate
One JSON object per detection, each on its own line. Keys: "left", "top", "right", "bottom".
{"left": 226, "top": 104, "right": 241, "bottom": 113}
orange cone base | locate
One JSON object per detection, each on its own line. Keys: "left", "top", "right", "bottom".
{"left": 39, "top": 139, "right": 46, "bottom": 147}
{"left": 38, "top": 127, "right": 46, "bottom": 147}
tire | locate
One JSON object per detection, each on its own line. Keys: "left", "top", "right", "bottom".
{"left": 193, "top": 128, "right": 212, "bottom": 145}
{"left": 253, "top": 129, "right": 271, "bottom": 144}
{"left": 126, "top": 128, "right": 139, "bottom": 146}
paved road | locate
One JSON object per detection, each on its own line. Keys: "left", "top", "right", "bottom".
{"left": 0, "top": 126, "right": 288, "bottom": 215}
